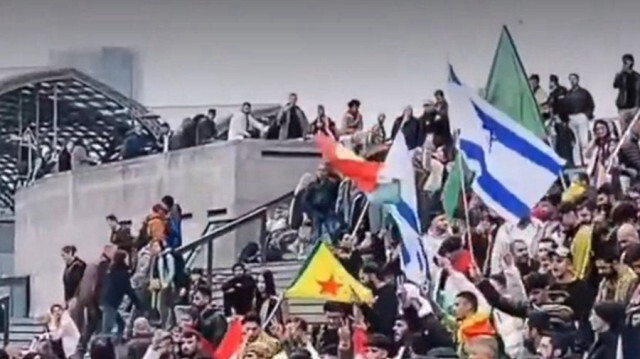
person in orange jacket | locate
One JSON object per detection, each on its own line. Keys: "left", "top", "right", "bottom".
{"left": 147, "top": 204, "right": 169, "bottom": 244}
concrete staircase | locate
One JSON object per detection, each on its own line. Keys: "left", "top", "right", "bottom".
{"left": 4, "top": 317, "right": 41, "bottom": 350}
{"left": 2, "top": 259, "right": 325, "bottom": 350}
{"left": 208, "top": 259, "right": 325, "bottom": 324}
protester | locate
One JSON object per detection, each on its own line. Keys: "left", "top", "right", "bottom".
{"left": 276, "top": 93, "right": 309, "bottom": 140}
{"left": 44, "top": 304, "right": 80, "bottom": 359}
{"left": 60, "top": 245, "right": 86, "bottom": 306}
{"left": 309, "top": 105, "right": 337, "bottom": 140}
{"left": 221, "top": 263, "right": 257, "bottom": 317}
{"left": 228, "top": 102, "right": 268, "bottom": 140}
{"left": 100, "top": 250, "right": 139, "bottom": 339}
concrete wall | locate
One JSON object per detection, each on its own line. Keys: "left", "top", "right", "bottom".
{"left": 14, "top": 140, "right": 319, "bottom": 315}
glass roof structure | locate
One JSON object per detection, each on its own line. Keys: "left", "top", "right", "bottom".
{"left": 0, "top": 68, "right": 162, "bottom": 211}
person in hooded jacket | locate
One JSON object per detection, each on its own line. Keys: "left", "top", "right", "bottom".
{"left": 147, "top": 204, "right": 169, "bottom": 244}
{"left": 587, "top": 301, "right": 626, "bottom": 359}
{"left": 100, "top": 250, "right": 139, "bottom": 339}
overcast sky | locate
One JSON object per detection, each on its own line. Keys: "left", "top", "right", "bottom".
{"left": 0, "top": 0, "right": 638, "bottom": 125}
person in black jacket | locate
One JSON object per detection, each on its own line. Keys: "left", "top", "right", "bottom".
{"left": 614, "top": 54, "right": 640, "bottom": 134}
{"left": 100, "top": 250, "right": 139, "bottom": 339}
{"left": 587, "top": 301, "right": 626, "bottom": 359}
{"left": 61, "top": 245, "right": 86, "bottom": 305}
{"left": 221, "top": 263, "right": 257, "bottom": 316}
{"left": 191, "top": 286, "right": 228, "bottom": 347}
{"left": 360, "top": 262, "right": 398, "bottom": 339}
{"left": 391, "top": 106, "right": 425, "bottom": 150}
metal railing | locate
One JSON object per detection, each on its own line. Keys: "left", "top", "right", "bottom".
{"left": 176, "top": 191, "right": 294, "bottom": 286}
{"left": 1, "top": 294, "right": 8, "bottom": 347}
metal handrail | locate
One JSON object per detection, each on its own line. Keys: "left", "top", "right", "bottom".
{"left": 175, "top": 191, "right": 294, "bottom": 285}
{"left": 1, "top": 293, "right": 9, "bottom": 347}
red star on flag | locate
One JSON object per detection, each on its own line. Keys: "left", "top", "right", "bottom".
{"left": 317, "top": 275, "right": 342, "bottom": 296}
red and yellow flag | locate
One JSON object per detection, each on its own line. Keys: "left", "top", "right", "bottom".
{"left": 315, "top": 134, "right": 382, "bottom": 193}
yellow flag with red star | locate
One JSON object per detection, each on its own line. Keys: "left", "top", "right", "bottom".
{"left": 284, "top": 242, "right": 374, "bottom": 304}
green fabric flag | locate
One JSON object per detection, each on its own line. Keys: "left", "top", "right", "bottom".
{"left": 485, "top": 26, "right": 546, "bottom": 137}
{"left": 441, "top": 154, "right": 472, "bottom": 220}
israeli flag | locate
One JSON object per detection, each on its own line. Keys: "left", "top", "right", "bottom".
{"left": 447, "top": 66, "right": 565, "bottom": 223}
{"left": 380, "top": 132, "right": 429, "bottom": 284}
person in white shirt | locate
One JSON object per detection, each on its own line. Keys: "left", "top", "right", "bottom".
{"left": 228, "top": 102, "right": 268, "bottom": 141}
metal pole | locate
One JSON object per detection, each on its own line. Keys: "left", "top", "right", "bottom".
{"left": 206, "top": 239, "right": 213, "bottom": 288}
{"left": 35, "top": 86, "right": 40, "bottom": 144}
{"left": 17, "top": 94, "right": 23, "bottom": 164}
{"left": 53, "top": 84, "right": 59, "bottom": 151}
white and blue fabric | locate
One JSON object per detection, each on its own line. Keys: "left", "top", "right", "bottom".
{"left": 379, "top": 132, "right": 429, "bottom": 284}
{"left": 447, "top": 66, "right": 565, "bottom": 223}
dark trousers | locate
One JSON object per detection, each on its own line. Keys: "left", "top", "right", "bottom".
{"left": 100, "top": 304, "right": 125, "bottom": 336}
{"left": 77, "top": 302, "right": 102, "bottom": 353}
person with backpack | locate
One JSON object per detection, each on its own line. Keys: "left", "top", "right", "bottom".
{"left": 147, "top": 204, "right": 169, "bottom": 244}
{"left": 149, "top": 240, "right": 175, "bottom": 328}
{"left": 161, "top": 195, "right": 183, "bottom": 249}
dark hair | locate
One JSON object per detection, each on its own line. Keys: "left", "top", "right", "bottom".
{"left": 598, "top": 242, "right": 621, "bottom": 263}
{"left": 232, "top": 263, "right": 245, "bottom": 272}
{"left": 549, "top": 74, "right": 559, "bottom": 83}
{"left": 262, "top": 270, "right": 277, "bottom": 296}
{"left": 569, "top": 73, "right": 580, "bottom": 80}
{"left": 347, "top": 99, "right": 361, "bottom": 108}
{"left": 182, "top": 330, "right": 200, "bottom": 340}
{"left": 323, "top": 301, "right": 349, "bottom": 314}
{"left": 529, "top": 74, "right": 540, "bottom": 82}
{"left": 524, "top": 272, "right": 550, "bottom": 292}
{"left": 111, "top": 250, "right": 129, "bottom": 271}
{"left": 90, "top": 336, "right": 116, "bottom": 359}
{"left": 195, "top": 286, "right": 212, "bottom": 299}
{"left": 575, "top": 198, "right": 596, "bottom": 212}
{"left": 208, "top": 108, "right": 217, "bottom": 115}
{"left": 611, "top": 201, "right": 637, "bottom": 224}
{"left": 318, "top": 344, "right": 338, "bottom": 356}
{"left": 161, "top": 195, "right": 175, "bottom": 208}
{"left": 366, "top": 333, "right": 393, "bottom": 352}
{"left": 50, "top": 303, "right": 63, "bottom": 313}
{"left": 361, "top": 261, "right": 382, "bottom": 278}
{"left": 289, "top": 349, "right": 312, "bottom": 359}
{"left": 456, "top": 291, "right": 479, "bottom": 312}
{"left": 286, "top": 317, "right": 308, "bottom": 332}
{"left": 597, "top": 183, "right": 614, "bottom": 196}
{"left": 242, "top": 102, "right": 251, "bottom": 108}
{"left": 105, "top": 214, "right": 118, "bottom": 222}
{"left": 61, "top": 245, "right": 77, "bottom": 255}
{"left": 242, "top": 312, "right": 261, "bottom": 326}
{"left": 625, "top": 243, "right": 640, "bottom": 265}
{"left": 434, "top": 89, "right": 444, "bottom": 97}
{"left": 623, "top": 53, "right": 635, "bottom": 64}
{"left": 438, "top": 235, "right": 463, "bottom": 256}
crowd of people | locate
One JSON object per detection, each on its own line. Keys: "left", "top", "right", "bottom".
{"left": 6, "top": 52, "right": 640, "bottom": 359}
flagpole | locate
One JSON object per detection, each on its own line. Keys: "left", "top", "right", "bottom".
{"left": 606, "top": 110, "right": 640, "bottom": 173}
{"left": 454, "top": 131, "right": 477, "bottom": 267}
{"left": 350, "top": 201, "right": 370, "bottom": 240}
{"left": 262, "top": 293, "right": 285, "bottom": 329}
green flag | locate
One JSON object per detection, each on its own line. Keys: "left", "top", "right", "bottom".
{"left": 485, "top": 26, "right": 546, "bottom": 137}
{"left": 441, "top": 154, "right": 473, "bottom": 220}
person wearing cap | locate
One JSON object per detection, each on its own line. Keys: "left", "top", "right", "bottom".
{"left": 548, "top": 246, "right": 594, "bottom": 349}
